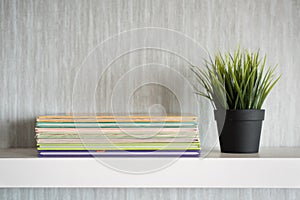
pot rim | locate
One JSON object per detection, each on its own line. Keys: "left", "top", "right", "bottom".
{"left": 214, "top": 109, "right": 265, "bottom": 121}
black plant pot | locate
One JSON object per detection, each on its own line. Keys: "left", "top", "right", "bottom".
{"left": 214, "top": 109, "right": 265, "bottom": 153}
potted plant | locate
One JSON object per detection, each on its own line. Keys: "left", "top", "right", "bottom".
{"left": 191, "top": 48, "right": 281, "bottom": 153}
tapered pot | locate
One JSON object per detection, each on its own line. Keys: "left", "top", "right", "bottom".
{"left": 214, "top": 109, "right": 265, "bottom": 153}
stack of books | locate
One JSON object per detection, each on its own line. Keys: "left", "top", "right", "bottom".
{"left": 35, "top": 114, "right": 201, "bottom": 157}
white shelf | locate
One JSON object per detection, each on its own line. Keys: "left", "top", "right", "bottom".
{"left": 1, "top": 148, "right": 300, "bottom": 188}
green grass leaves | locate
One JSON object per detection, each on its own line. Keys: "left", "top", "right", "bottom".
{"left": 191, "top": 49, "right": 281, "bottom": 110}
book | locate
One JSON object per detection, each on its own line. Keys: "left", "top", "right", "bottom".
{"left": 35, "top": 114, "right": 200, "bottom": 157}
{"left": 38, "top": 150, "right": 201, "bottom": 157}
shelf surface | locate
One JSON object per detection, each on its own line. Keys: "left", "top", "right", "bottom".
{"left": 1, "top": 147, "right": 300, "bottom": 188}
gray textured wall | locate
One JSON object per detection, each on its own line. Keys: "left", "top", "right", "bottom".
{"left": 1, "top": 0, "right": 300, "bottom": 199}
{"left": 1, "top": 0, "right": 300, "bottom": 149}
{"left": 1, "top": 188, "right": 300, "bottom": 200}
